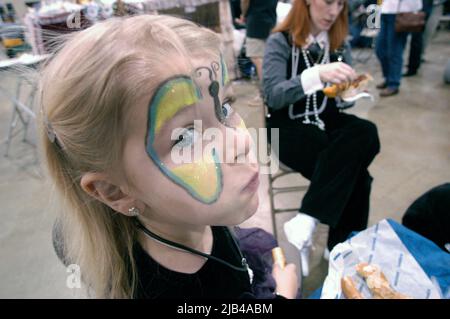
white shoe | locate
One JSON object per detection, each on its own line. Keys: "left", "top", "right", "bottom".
{"left": 284, "top": 213, "right": 318, "bottom": 251}
{"left": 284, "top": 213, "right": 318, "bottom": 277}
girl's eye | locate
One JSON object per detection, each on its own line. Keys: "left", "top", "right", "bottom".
{"left": 173, "top": 127, "right": 198, "bottom": 148}
{"left": 221, "top": 102, "right": 233, "bottom": 119}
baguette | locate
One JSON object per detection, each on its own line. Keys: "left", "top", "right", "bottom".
{"left": 272, "top": 247, "right": 286, "bottom": 269}
{"left": 356, "top": 263, "right": 411, "bottom": 299}
{"left": 341, "top": 276, "right": 364, "bottom": 299}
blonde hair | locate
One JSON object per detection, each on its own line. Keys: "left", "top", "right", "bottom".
{"left": 39, "top": 15, "right": 221, "bottom": 298}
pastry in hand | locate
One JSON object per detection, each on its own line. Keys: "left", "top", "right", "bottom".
{"left": 272, "top": 247, "right": 286, "bottom": 269}
{"left": 323, "top": 73, "right": 373, "bottom": 102}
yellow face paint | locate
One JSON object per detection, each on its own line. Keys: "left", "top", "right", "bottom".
{"left": 153, "top": 77, "right": 202, "bottom": 135}
{"left": 146, "top": 76, "right": 223, "bottom": 204}
{"left": 220, "top": 54, "right": 229, "bottom": 86}
{"left": 237, "top": 117, "right": 247, "bottom": 130}
{"left": 170, "top": 149, "right": 222, "bottom": 203}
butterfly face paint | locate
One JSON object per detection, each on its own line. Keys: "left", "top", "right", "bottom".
{"left": 220, "top": 55, "right": 246, "bottom": 130}
{"left": 194, "top": 61, "right": 243, "bottom": 129}
{"left": 220, "top": 54, "right": 229, "bottom": 87}
{"left": 146, "top": 76, "right": 223, "bottom": 204}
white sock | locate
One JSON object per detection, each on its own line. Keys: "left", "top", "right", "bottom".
{"left": 283, "top": 212, "right": 318, "bottom": 251}
{"left": 300, "top": 247, "right": 311, "bottom": 277}
{"left": 323, "top": 247, "right": 330, "bottom": 261}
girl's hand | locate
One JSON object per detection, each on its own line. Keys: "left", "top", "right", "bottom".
{"left": 272, "top": 263, "right": 299, "bottom": 299}
{"left": 317, "top": 62, "right": 357, "bottom": 85}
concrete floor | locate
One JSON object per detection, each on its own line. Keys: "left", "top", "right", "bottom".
{"left": 0, "top": 30, "right": 449, "bottom": 298}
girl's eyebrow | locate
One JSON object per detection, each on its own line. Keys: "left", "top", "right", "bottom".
{"left": 148, "top": 75, "right": 202, "bottom": 136}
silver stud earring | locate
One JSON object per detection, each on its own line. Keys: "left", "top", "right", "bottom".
{"left": 128, "top": 206, "right": 140, "bottom": 217}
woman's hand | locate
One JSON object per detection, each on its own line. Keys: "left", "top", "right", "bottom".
{"left": 272, "top": 263, "right": 299, "bottom": 299}
{"left": 317, "top": 62, "right": 357, "bottom": 84}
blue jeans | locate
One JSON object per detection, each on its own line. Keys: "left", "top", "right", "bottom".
{"left": 375, "top": 14, "right": 408, "bottom": 89}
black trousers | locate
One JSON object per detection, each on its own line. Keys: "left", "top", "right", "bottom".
{"left": 272, "top": 112, "right": 380, "bottom": 250}
{"left": 407, "top": 31, "right": 424, "bottom": 74}
{"left": 406, "top": 0, "right": 433, "bottom": 73}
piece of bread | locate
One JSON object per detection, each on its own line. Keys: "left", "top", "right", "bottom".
{"left": 272, "top": 247, "right": 286, "bottom": 269}
{"left": 323, "top": 82, "right": 349, "bottom": 98}
{"left": 341, "top": 276, "right": 364, "bottom": 299}
{"left": 355, "top": 263, "right": 411, "bottom": 299}
{"left": 323, "top": 73, "right": 373, "bottom": 98}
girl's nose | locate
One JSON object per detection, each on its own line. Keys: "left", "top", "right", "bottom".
{"left": 225, "top": 126, "right": 254, "bottom": 166}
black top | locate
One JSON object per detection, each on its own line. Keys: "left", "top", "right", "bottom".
{"left": 245, "top": 0, "right": 278, "bottom": 39}
{"left": 133, "top": 226, "right": 254, "bottom": 299}
{"left": 269, "top": 32, "right": 346, "bottom": 126}
{"left": 265, "top": 32, "right": 352, "bottom": 133}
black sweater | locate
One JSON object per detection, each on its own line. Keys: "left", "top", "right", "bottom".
{"left": 133, "top": 226, "right": 254, "bottom": 299}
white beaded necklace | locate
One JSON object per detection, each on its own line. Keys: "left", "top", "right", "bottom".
{"left": 289, "top": 42, "right": 330, "bottom": 130}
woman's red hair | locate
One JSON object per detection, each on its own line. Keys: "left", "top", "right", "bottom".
{"left": 273, "top": 0, "right": 348, "bottom": 52}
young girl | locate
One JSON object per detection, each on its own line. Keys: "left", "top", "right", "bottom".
{"left": 40, "top": 15, "right": 298, "bottom": 299}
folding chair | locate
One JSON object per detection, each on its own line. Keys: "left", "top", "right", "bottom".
{"left": 264, "top": 104, "right": 309, "bottom": 239}
{"left": 0, "top": 54, "right": 50, "bottom": 157}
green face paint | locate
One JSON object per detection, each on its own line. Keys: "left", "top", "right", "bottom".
{"left": 220, "top": 54, "right": 229, "bottom": 87}
{"left": 146, "top": 76, "right": 223, "bottom": 204}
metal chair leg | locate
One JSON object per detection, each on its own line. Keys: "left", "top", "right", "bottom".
{"left": 22, "top": 87, "right": 36, "bottom": 142}
{"left": 5, "top": 107, "right": 17, "bottom": 157}
{"left": 4, "top": 77, "right": 23, "bottom": 157}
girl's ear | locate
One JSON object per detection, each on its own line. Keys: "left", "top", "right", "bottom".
{"left": 80, "top": 172, "right": 142, "bottom": 216}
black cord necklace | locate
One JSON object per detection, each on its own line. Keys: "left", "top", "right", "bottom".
{"left": 135, "top": 219, "right": 249, "bottom": 272}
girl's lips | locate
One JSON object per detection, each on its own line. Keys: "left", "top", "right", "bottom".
{"left": 242, "top": 172, "right": 260, "bottom": 194}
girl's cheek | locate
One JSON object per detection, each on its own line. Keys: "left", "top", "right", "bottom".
{"left": 237, "top": 117, "right": 247, "bottom": 131}
{"left": 149, "top": 124, "right": 224, "bottom": 204}
{"left": 170, "top": 150, "right": 223, "bottom": 204}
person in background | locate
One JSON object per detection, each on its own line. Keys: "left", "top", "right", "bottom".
{"left": 375, "top": 0, "right": 423, "bottom": 97}
{"left": 263, "top": 0, "right": 380, "bottom": 276}
{"left": 230, "top": 0, "right": 246, "bottom": 29}
{"left": 241, "top": 0, "right": 279, "bottom": 106}
{"left": 348, "top": 0, "right": 377, "bottom": 48}
{"left": 404, "top": 0, "right": 434, "bottom": 77}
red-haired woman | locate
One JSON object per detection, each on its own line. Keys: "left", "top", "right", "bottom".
{"left": 263, "top": 0, "right": 380, "bottom": 276}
